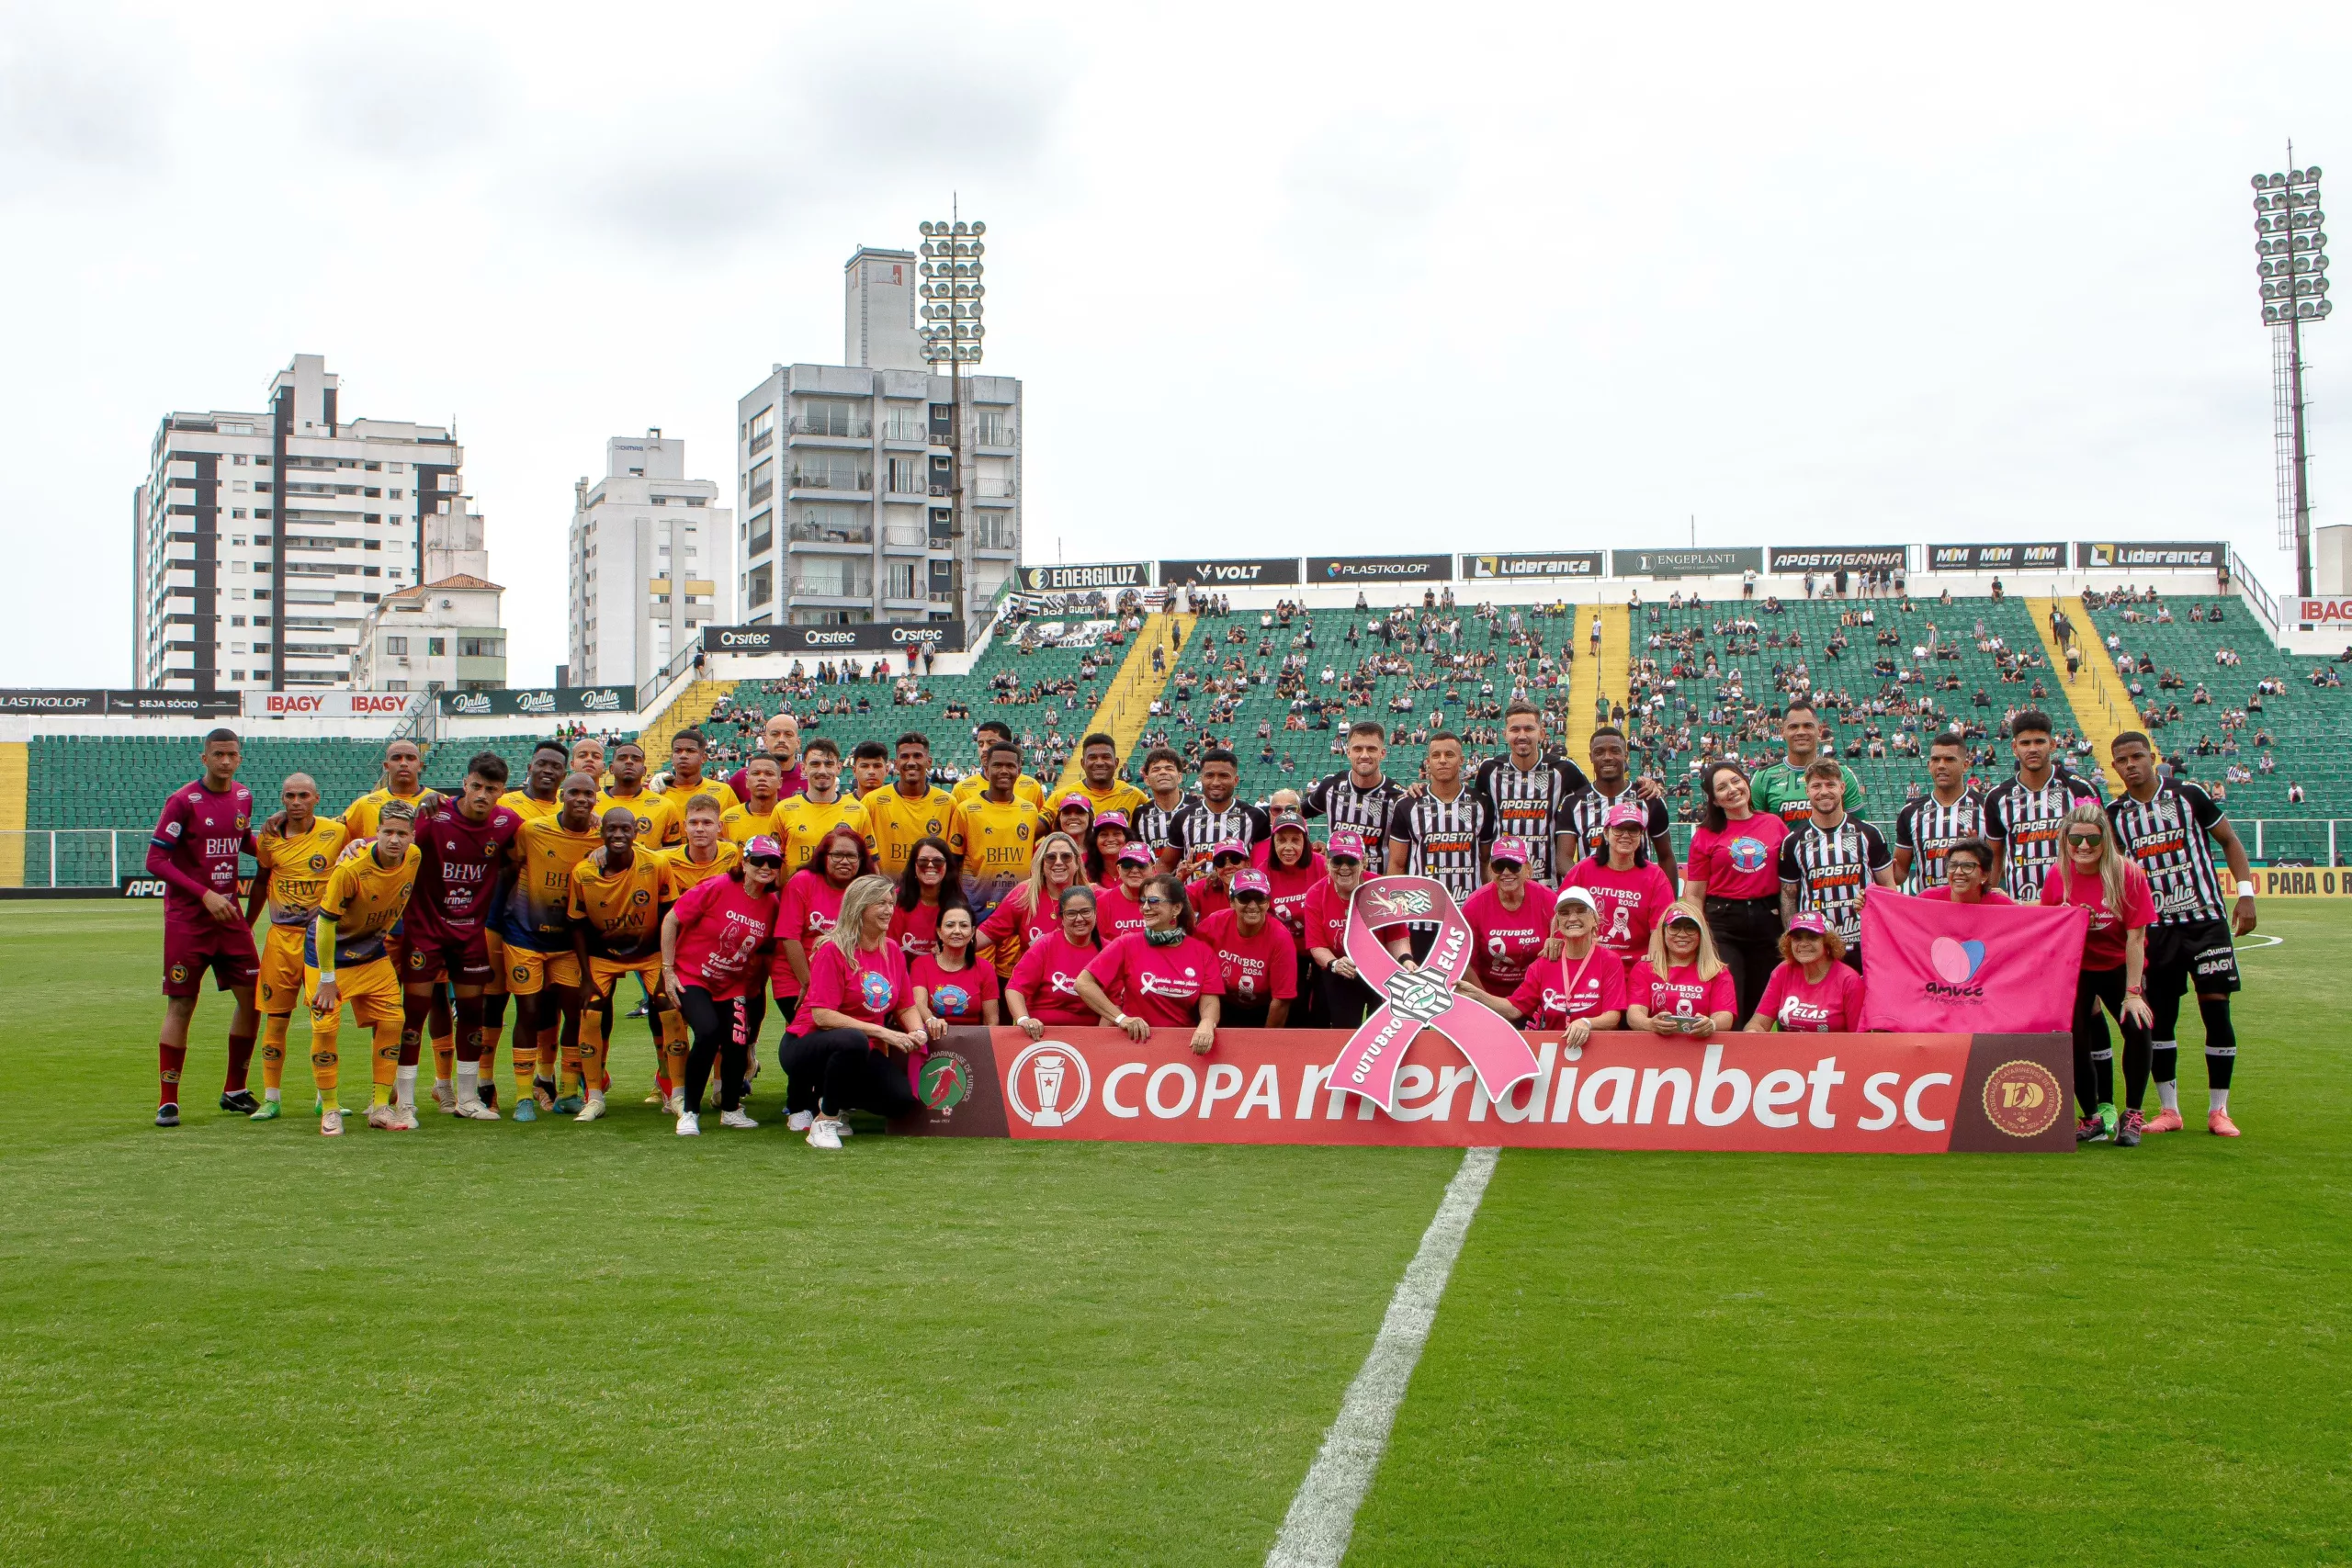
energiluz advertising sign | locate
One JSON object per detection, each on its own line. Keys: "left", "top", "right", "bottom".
{"left": 1019, "top": 562, "right": 1151, "bottom": 592}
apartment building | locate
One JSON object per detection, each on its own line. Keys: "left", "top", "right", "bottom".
{"left": 731, "top": 247, "right": 1021, "bottom": 628}
{"left": 130, "top": 354, "right": 469, "bottom": 691}
{"left": 566, "top": 431, "right": 732, "bottom": 689}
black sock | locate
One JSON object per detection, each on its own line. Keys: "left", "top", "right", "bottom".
{"left": 2091, "top": 1047, "right": 2115, "bottom": 1107}
{"left": 2199, "top": 996, "right": 2237, "bottom": 1089}
{"left": 2122, "top": 1034, "right": 2151, "bottom": 1113}
{"left": 2150, "top": 1040, "right": 2178, "bottom": 1089}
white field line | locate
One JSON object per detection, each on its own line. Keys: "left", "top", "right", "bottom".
{"left": 1265, "top": 1145, "right": 1499, "bottom": 1568}
{"left": 2235, "top": 934, "right": 2284, "bottom": 951}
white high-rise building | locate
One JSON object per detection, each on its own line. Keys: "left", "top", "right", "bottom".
{"left": 567, "top": 431, "right": 732, "bottom": 689}
{"left": 844, "top": 246, "right": 924, "bottom": 372}
{"left": 131, "top": 353, "right": 469, "bottom": 691}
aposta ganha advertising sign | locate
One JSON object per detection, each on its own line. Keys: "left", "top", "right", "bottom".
{"left": 897, "top": 876, "right": 2071, "bottom": 1154}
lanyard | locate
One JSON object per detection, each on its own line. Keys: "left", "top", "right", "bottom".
{"left": 1556, "top": 945, "right": 1600, "bottom": 1017}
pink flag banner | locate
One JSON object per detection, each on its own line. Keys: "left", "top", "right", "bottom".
{"left": 1859, "top": 888, "right": 2087, "bottom": 1034}
{"left": 1325, "top": 875, "right": 1542, "bottom": 1113}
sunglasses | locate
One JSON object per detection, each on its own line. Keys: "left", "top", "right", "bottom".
{"left": 1139, "top": 895, "right": 1171, "bottom": 907}
{"left": 744, "top": 855, "right": 784, "bottom": 868}
{"left": 2065, "top": 832, "right": 2104, "bottom": 846}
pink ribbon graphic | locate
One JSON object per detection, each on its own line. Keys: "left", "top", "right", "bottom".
{"left": 1326, "top": 875, "right": 1541, "bottom": 1113}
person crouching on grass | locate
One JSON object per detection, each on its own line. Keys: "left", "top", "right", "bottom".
{"left": 2042, "top": 803, "right": 2156, "bottom": 1146}
{"left": 1078, "top": 874, "right": 1223, "bottom": 1054}
{"left": 1454, "top": 886, "right": 1624, "bottom": 1052}
{"left": 1743, "top": 912, "right": 1866, "bottom": 1033}
{"left": 777, "top": 874, "right": 926, "bottom": 1150}
{"left": 1625, "top": 904, "right": 1738, "bottom": 1039}
{"left": 661, "top": 835, "right": 784, "bottom": 1136}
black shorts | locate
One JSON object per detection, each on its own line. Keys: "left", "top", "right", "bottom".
{"left": 2144, "top": 919, "right": 2241, "bottom": 998}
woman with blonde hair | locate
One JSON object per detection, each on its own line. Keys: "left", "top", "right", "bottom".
{"left": 2040, "top": 802, "right": 2156, "bottom": 1145}
{"left": 1625, "top": 901, "right": 1737, "bottom": 1038}
{"left": 778, "top": 874, "right": 927, "bottom": 1149}
{"left": 978, "top": 830, "right": 1085, "bottom": 979}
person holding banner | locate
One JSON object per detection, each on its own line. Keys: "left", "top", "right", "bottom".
{"left": 1303, "top": 831, "right": 1382, "bottom": 1029}
{"left": 1455, "top": 886, "right": 1624, "bottom": 1049}
{"left": 1007, "top": 886, "right": 1106, "bottom": 1036}
{"left": 1743, "top": 912, "right": 1866, "bottom": 1032}
{"left": 1916, "top": 840, "right": 2012, "bottom": 905}
{"left": 1077, "top": 874, "right": 1223, "bottom": 1054}
{"left": 1683, "top": 762, "right": 1789, "bottom": 1025}
{"left": 2041, "top": 804, "right": 2156, "bottom": 1146}
{"left": 1625, "top": 904, "right": 1738, "bottom": 1039}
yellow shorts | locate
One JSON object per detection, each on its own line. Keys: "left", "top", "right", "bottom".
{"left": 584, "top": 953, "right": 663, "bottom": 1003}
{"left": 484, "top": 931, "right": 509, "bottom": 996}
{"left": 257, "top": 924, "right": 309, "bottom": 1014}
{"left": 504, "top": 946, "right": 582, "bottom": 996}
{"left": 304, "top": 958, "right": 403, "bottom": 1026}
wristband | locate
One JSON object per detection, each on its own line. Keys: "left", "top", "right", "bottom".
{"left": 317, "top": 971, "right": 336, "bottom": 984}
{"left": 1113, "top": 1013, "right": 1136, "bottom": 1029}
{"left": 2235, "top": 881, "right": 2256, "bottom": 898}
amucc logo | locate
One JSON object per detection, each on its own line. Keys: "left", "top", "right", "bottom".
{"left": 1981, "top": 1059, "right": 2063, "bottom": 1138}
{"left": 1005, "top": 1041, "right": 1091, "bottom": 1128}
{"left": 1929, "top": 937, "right": 1987, "bottom": 984}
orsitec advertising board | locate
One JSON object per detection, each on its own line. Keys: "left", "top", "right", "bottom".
{"left": 1925, "top": 543, "right": 2066, "bottom": 571}
{"left": 699, "top": 622, "right": 968, "bottom": 655}
{"left": 892, "top": 1027, "right": 2075, "bottom": 1154}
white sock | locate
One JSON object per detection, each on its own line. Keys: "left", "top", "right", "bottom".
{"left": 2210, "top": 1087, "right": 2229, "bottom": 1113}
{"left": 2156, "top": 1079, "right": 2179, "bottom": 1112}
{"left": 395, "top": 1065, "right": 418, "bottom": 1110}
{"left": 264, "top": 1087, "right": 281, "bottom": 1103}
{"left": 456, "top": 1062, "right": 479, "bottom": 1100}
{"left": 433, "top": 1076, "right": 450, "bottom": 1091}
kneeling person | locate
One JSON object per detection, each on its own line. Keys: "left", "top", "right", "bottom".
{"left": 307, "top": 804, "right": 423, "bottom": 1135}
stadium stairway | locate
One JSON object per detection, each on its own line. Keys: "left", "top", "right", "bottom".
{"left": 1051, "top": 613, "right": 1193, "bottom": 798}
{"left": 2026, "top": 596, "right": 2130, "bottom": 790}
{"left": 1577, "top": 603, "right": 1631, "bottom": 749}
{"left": 0, "top": 740, "right": 24, "bottom": 887}
{"left": 636, "top": 678, "right": 738, "bottom": 760}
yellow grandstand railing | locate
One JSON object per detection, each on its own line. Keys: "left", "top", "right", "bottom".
{"left": 1563, "top": 603, "right": 1631, "bottom": 761}
{"left": 0, "top": 741, "right": 25, "bottom": 888}
{"left": 637, "top": 678, "right": 740, "bottom": 761}
{"left": 2026, "top": 596, "right": 2131, "bottom": 792}
{"left": 1053, "top": 614, "right": 1194, "bottom": 798}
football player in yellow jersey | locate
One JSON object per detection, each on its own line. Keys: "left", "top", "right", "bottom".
{"left": 304, "top": 801, "right": 422, "bottom": 1136}
{"left": 597, "top": 739, "right": 681, "bottom": 848}
{"left": 850, "top": 739, "right": 893, "bottom": 800}
{"left": 243, "top": 773, "right": 352, "bottom": 1121}
{"left": 497, "top": 771, "right": 604, "bottom": 1115}
{"left": 719, "top": 754, "right": 786, "bottom": 844}
{"left": 861, "top": 732, "right": 967, "bottom": 878}
{"left": 1071, "top": 732, "right": 1148, "bottom": 818}
{"left": 653, "top": 728, "right": 741, "bottom": 814}
{"left": 772, "top": 737, "right": 874, "bottom": 874}
{"left": 340, "top": 739, "right": 436, "bottom": 839}
{"left": 960, "top": 739, "right": 1049, "bottom": 916}
{"left": 567, "top": 807, "right": 677, "bottom": 1121}
{"left": 953, "top": 719, "right": 1047, "bottom": 809}
{"left": 662, "top": 795, "right": 743, "bottom": 894}
{"left": 482, "top": 740, "right": 569, "bottom": 1099}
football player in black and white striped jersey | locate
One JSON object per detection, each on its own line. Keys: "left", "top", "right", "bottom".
{"left": 1302, "top": 720, "right": 1411, "bottom": 867}
{"left": 2108, "top": 732, "right": 2257, "bottom": 1137}
{"left": 1892, "top": 732, "right": 1988, "bottom": 892}
{"left": 1985, "top": 709, "right": 2102, "bottom": 902}
{"left": 1166, "top": 749, "right": 1271, "bottom": 874}
{"left": 1131, "top": 746, "right": 1200, "bottom": 863}
{"left": 1777, "top": 760, "right": 1895, "bottom": 967}
{"left": 1558, "top": 725, "right": 1676, "bottom": 886}
{"left": 1385, "top": 733, "right": 1496, "bottom": 905}
{"left": 1467, "top": 702, "right": 1590, "bottom": 884}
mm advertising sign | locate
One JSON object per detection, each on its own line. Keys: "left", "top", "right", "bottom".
{"left": 1927, "top": 543, "right": 2067, "bottom": 572}
{"left": 1019, "top": 562, "right": 1151, "bottom": 592}
{"left": 1610, "top": 547, "right": 1765, "bottom": 579}
{"left": 890, "top": 1027, "right": 2075, "bottom": 1154}
{"left": 1157, "top": 558, "right": 1304, "bottom": 587}
{"left": 1768, "top": 546, "right": 1909, "bottom": 573}
{"left": 2075, "top": 541, "right": 2226, "bottom": 570}
{"left": 1306, "top": 554, "right": 1453, "bottom": 584}
{"left": 700, "top": 622, "right": 968, "bottom": 655}
{"left": 437, "top": 686, "right": 633, "bottom": 717}
{"left": 1462, "top": 551, "right": 1604, "bottom": 580}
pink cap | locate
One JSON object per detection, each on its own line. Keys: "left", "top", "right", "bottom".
{"left": 743, "top": 835, "right": 784, "bottom": 861}
{"left": 1786, "top": 911, "right": 1829, "bottom": 936}
{"left": 1605, "top": 802, "right": 1648, "bottom": 829}
{"left": 1489, "top": 835, "right": 1532, "bottom": 864}
{"left": 1092, "top": 810, "right": 1130, "bottom": 833}
{"left": 1211, "top": 840, "right": 1249, "bottom": 862}
{"left": 1271, "top": 808, "right": 1307, "bottom": 833}
{"left": 1056, "top": 792, "right": 1093, "bottom": 817}
{"left": 1326, "top": 829, "right": 1368, "bottom": 862}
{"left": 1230, "top": 868, "right": 1272, "bottom": 897}
{"left": 1117, "top": 843, "right": 1154, "bottom": 866}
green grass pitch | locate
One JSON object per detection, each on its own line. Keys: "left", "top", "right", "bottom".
{"left": 1, "top": 901, "right": 2346, "bottom": 1566}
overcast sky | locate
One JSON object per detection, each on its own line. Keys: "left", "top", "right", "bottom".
{"left": 3, "top": 1, "right": 2347, "bottom": 685}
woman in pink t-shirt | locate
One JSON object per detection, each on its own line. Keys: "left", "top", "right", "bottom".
{"left": 978, "top": 830, "right": 1084, "bottom": 980}
{"left": 1625, "top": 902, "right": 1738, "bottom": 1038}
{"left": 1460, "top": 836, "right": 1557, "bottom": 996}
{"left": 1745, "top": 912, "right": 1867, "bottom": 1032}
{"left": 1682, "top": 763, "right": 1791, "bottom": 1026}
{"left": 1008, "top": 886, "right": 1106, "bottom": 1035}
{"left": 1301, "top": 831, "right": 1380, "bottom": 1030}
{"left": 888, "top": 833, "right": 962, "bottom": 960}
{"left": 911, "top": 906, "right": 1001, "bottom": 1033}
{"left": 775, "top": 825, "right": 868, "bottom": 1026}
{"left": 777, "top": 874, "right": 925, "bottom": 1149}
{"left": 1257, "top": 813, "right": 1327, "bottom": 947}
{"left": 1196, "top": 869, "right": 1299, "bottom": 1029}
{"left": 660, "top": 837, "right": 785, "bottom": 1134}
{"left": 1079, "top": 874, "right": 1224, "bottom": 1053}
{"left": 1915, "top": 838, "right": 2015, "bottom": 905}
{"left": 2041, "top": 804, "right": 2157, "bottom": 1145}
{"left": 1458, "top": 886, "right": 1625, "bottom": 1050}
{"left": 1093, "top": 843, "right": 1154, "bottom": 942}
{"left": 1565, "top": 807, "right": 1678, "bottom": 963}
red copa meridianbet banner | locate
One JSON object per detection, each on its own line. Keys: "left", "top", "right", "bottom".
{"left": 895, "top": 1028, "right": 2076, "bottom": 1154}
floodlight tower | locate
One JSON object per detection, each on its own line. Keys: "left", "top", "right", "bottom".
{"left": 918, "top": 211, "right": 986, "bottom": 625}
{"left": 2255, "top": 153, "right": 2331, "bottom": 597}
